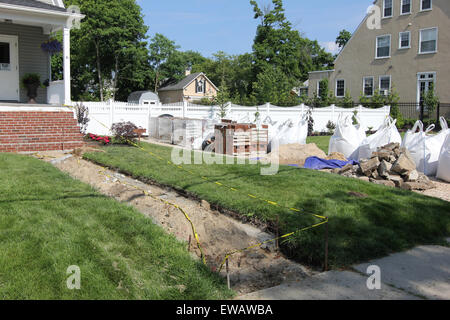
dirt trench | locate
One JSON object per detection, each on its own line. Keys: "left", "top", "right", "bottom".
{"left": 35, "top": 151, "right": 314, "bottom": 295}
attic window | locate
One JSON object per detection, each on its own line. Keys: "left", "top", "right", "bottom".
{"left": 195, "top": 79, "right": 205, "bottom": 93}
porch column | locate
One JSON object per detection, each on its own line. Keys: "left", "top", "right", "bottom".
{"left": 63, "top": 27, "right": 71, "bottom": 105}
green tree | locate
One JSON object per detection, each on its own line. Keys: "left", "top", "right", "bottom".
{"left": 149, "top": 33, "right": 180, "bottom": 92}
{"left": 336, "top": 29, "right": 352, "bottom": 50}
{"left": 252, "top": 65, "right": 297, "bottom": 106}
{"left": 64, "top": 0, "right": 150, "bottom": 101}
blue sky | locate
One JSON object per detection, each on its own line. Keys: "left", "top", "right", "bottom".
{"left": 137, "top": 0, "right": 373, "bottom": 57}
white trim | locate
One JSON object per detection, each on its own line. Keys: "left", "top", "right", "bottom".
{"left": 0, "top": 3, "right": 81, "bottom": 18}
{"left": 418, "top": 27, "right": 438, "bottom": 54}
{"left": 363, "top": 76, "right": 375, "bottom": 97}
{"left": 399, "top": 31, "right": 411, "bottom": 49}
{"left": 376, "top": 34, "right": 391, "bottom": 59}
{"left": 0, "top": 105, "right": 73, "bottom": 112}
{"left": 335, "top": 79, "right": 345, "bottom": 97}
{"left": 382, "top": 0, "right": 393, "bottom": 18}
{"left": 401, "top": 0, "right": 412, "bottom": 15}
{"left": 420, "top": 0, "right": 432, "bottom": 12}
{"left": 379, "top": 75, "right": 392, "bottom": 94}
{"left": 308, "top": 69, "right": 334, "bottom": 75}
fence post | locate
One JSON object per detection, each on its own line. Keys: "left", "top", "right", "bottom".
{"left": 266, "top": 102, "right": 270, "bottom": 119}
{"left": 108, "top": 99, "right": 114, "bottom": 130}
{"left": 183, "top": 100, "right": 187, "bottom": 118}
{"left": 420, "top": 101, "right": 424, "bottom": 122}
{"left": 436, "top": 103, "right": 440, "bottom": 128}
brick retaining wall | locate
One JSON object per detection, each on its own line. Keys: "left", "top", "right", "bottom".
{"left": 0, "top": 111, "right": 84, "bottom": 153}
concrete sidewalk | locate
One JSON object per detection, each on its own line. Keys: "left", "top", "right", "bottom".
{"left": 239, "top": 243, "right": 450, "bottom": 300}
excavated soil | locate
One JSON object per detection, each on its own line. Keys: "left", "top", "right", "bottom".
{"left": 33, "top": 151, "right": 313, "bottom": 295}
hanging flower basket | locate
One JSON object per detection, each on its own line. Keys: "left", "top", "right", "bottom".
{"left": 41, "top": 39, "right": 62, "bottom": 55}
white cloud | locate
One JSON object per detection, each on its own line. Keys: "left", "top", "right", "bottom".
{"left": 320, "top": 41, "right": 341, "bottom": 55}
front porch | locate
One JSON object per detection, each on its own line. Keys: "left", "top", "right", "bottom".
{"left": 0, "top": 1, "right": 81, "bottom": 105}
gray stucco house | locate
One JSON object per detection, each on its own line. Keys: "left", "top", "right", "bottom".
{"left": 0, "top": 0, "right": 83, "bottom": 104}
{"left": 308, "top": 0, "right": 450, "bottom": 104}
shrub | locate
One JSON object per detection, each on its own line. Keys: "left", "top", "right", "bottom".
{"left": 74, "top": 103, "right": 90, "bottom": 134}
{"left": 326, "top": 120, "right": 336, "bottom": 134}
{"left": 111, "top": 121, "right": 138, "bottom": 145}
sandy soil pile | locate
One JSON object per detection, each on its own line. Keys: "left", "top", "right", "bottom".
{"left": 268, "top": 143, "right": 327, "bottom": 167}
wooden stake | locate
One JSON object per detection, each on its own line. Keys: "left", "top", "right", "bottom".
{"left": 276, "top": 215, "right": 279, "bottom": 251}
{"left": 188, "top": 235, "right": 191, "bottom": 252}
{"left": 324, "top": 219, "right": 329, "bottom": 272}
{"left": 226, "top": 259, "right": 231, "bottom": 290}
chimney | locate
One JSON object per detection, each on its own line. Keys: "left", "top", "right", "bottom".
{"left": 185, "top": 68, "right": 191, "bottom": 76}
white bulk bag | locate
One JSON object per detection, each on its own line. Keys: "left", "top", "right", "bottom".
{"left": 329, "top": 114, "right": 366, "bottom": 160}
{"left": 436, "top": 133, "right": 450, "bottom": 182}
{"left": 261, "top": 116, "right": 278, "bottom": 142}
{"left": 402, "top": 117, "right": 449, "bottom": 176}
{"left": 355, "top": 117, "right": 402, "bottom": 160}
{"left": 274, "top": 116, "right": 308, "bottom": 146}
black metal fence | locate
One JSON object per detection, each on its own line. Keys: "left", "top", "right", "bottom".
{"left": 309, "top": 101, "right": 450, "bottom": 122}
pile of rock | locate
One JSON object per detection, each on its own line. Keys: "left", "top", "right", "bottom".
{"left": 333, "top": 143, "right": 435, "bottom": 190}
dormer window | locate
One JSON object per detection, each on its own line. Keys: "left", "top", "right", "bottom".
{"left": 421, "top": 0, "right": 432, "bottom": 11}
{"left": 383, "top": 0, "right": 393, "bottom": 18}
{"left": 401, "top": 0, "right": 411, "bottom": 15}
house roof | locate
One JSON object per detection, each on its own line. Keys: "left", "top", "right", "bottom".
{"left": 0, "top": 0, "right": 67, "bottom": 12}
{"left": 158, "top": 72, "right": 218, "bottom": 92}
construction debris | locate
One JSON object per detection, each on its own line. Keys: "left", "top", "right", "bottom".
{"left": 333, "top": 143, "right": 436, "bottom": 191}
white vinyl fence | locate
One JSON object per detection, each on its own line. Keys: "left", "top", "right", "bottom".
{"left": 80, "top": 100, "right": 391, "bottom": 136}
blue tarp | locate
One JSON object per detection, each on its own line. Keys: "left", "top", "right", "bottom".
{"left": 303, "top": 157, "right": 359, "bottom": 170}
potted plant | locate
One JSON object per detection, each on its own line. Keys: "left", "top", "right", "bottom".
{"left": 21, "top": 73, "right": 43, "bottom": 104}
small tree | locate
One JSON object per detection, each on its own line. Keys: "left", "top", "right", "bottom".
{"left": 341, "top": 90, "right": 353, "bottom": 108}
{"left": 74, "top": 103, "right": 90, "bottom": 134}
{"left": 424, "top": 83, "right": 439, "bottom": 116}
{"left": 307, "top": 108, "right": 314, "bottom": 136}
{"left": 215, "top": 79, "right": 230, "bottom": 118}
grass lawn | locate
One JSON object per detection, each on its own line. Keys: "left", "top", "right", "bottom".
{"left": 307, "top": 136, "right": 331, "bottom": 154}
{"left": 0, "top": 153, "right": 232, "bottom": 300}
{"left": 84, "top": 142, "right": 450, "bottom": 269}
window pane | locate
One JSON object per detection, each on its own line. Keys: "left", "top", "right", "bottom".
{"left": 421, "top": 40, "right": 436, "bottom": 52}
{"left": 336, "top": 80, "right": 345, "bottom": 96}
{"left": 421, "top": 29, "right": 437, "bottom": 41}
{"left": 380, "top": 77, "right": 391, "bottom": 91}
{"left": 364, "top": 78, "right": 374, "bottom": 96}
{"left": 420, "top": 29, "right": 437, "bottom": 52}
{"left": 377, "top": 46, "right": 390, "bottom": 57}
{"left": 402, "top": 0, "right": 411, "bottom": 13}
{"left": 0, "top": 42, "right": 10, "bottom": 64}
{"left": 384, "top": 0, "right": 392, "bottom": 16}
{"left": 400, "top": 32, "right": 410, "bottom": 48}
{"left": 422, "top": 0, "right": 431, "bottom": 10}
